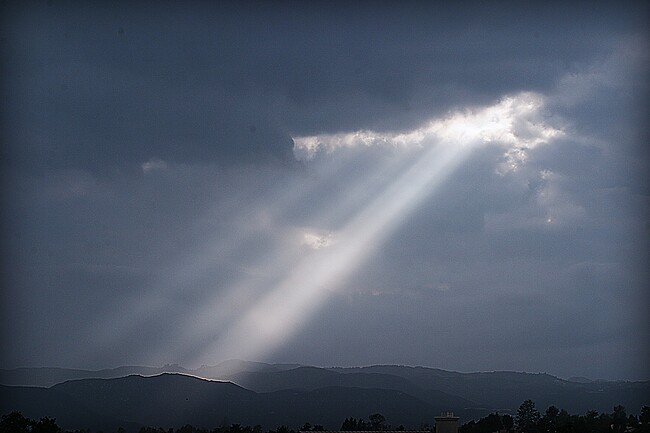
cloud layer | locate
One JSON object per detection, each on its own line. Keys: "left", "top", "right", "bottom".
{"left": 1, "top": 1, "right": 648, "bottom": 381}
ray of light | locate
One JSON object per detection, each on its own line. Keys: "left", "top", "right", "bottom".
{"left": 157, "top": 148, "right": 420, "bottom": 364}
{"left": 198, "top": 140, "right": 472, "bottom": 362}
{"left": 89, "top": 91, "right": 562, "bottom": 367}
{"left": 189, "top": 91, "right": 564, "bottom": 364}
{"left": 96, "top": 143, "right": 414, "bottom": 366}
{"left": 85, "top": 169, "right": 319, "bottom": 364}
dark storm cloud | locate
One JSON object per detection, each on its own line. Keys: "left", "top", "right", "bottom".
{"left": 1, "top": 1, "right": 648, "bottom": 380}
{"left": 2, "top": 1, "right": 642, "bottom": 171}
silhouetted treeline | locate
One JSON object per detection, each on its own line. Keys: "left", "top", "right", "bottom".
{"left": 340, "top": 414, "right": 405, "bottom": 431}
{"left": 460, "top": 401, "right": 650, "bottom": 433}
{"left": 2, "top": 402, "right": 649, "bottom": 433}
{"left": 0, "top": 411, "right": 62, "bottom": 433}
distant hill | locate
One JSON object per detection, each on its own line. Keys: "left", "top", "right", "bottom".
{"left": 52, "top": 374, "right": 259, "bottom": 429}
{"left": 2, "top": 374, "right": 460, "bottom": 432}
{"left": 224, "top": 367, "right": 479, "bottom": 413}
{"left": 0, "top": 364, "right": 191, "bottom": 388}
{"left": 195, "top": 359, "right": 302, "bottom": 378}
{"left": 1, "top": 361, "right": 648, "bottom": 431}
{"left": 327, "top": 365, "right": 650, "bottom": 414}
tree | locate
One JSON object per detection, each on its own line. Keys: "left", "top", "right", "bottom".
{"left": 639, "top": 406, "right": 650, "bottom": 433}
{"left": 369, "top": 414, "right": 386, "bottom": 431}
{"left": 341, "top": 417, "right": 359, "bottom": 431}
{"left": 641, "top": 407, "right": 650, "bottom": 425}
{"left": 32, "top": 417, "right": 61, "bottom": 433}
{"left": 612, "top": 406, "right": 627, "bottom": 433}
{"left": 484, "top": 413, "right": 504, "bottom": 433}
{"left": 274, "top": 425, "right": 292, "bottom": 433}
{"left": 503, "top": 415, "right": 514, "bottom": 432}
{"left": 541, "top": 406, "right": 560, "bottom": 433}
{"left": 0, "top": 412, "right": 31, "bottom": 433}
{"left": 516, "top": 400, "right": 540, "bottom": 433}
{"left": 555, "top": 409, "right": 573, "bottom": 433}
{"left": 139, "top": 427, "right": 167, "bottom": 433}
{"left": 461, "top": 412, "right": 506, "bottom": 433}
{"left": 177, "top": 425, "right": 196, "bottom": 433}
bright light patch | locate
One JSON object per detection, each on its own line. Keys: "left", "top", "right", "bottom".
{"left": 187, "top": 92, "right": 566, "bottom": 365}
{"left": 303, "top": 231, "right": 334, "bottom": 249}
{"left": 202, "top": 140, "right": 472, "bottom": 362}
{"left": 142, "top": 158, "right": 168, "bottom": 173}
{"left": 293, "top": 91, "right": 563, "bottom": 174}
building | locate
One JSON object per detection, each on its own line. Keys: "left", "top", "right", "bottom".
{"left": 434, "top": 412, "right": 460, "bottom": 433}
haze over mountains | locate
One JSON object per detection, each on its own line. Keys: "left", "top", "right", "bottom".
{"left": 1, "top": 361, "right": 648, "bottom": 432}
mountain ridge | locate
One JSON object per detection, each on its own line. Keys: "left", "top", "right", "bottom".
{"left": 1, "top": 373, "right": 462, "bottom": 432}
{"left": 1, "top": 362, "right": 648, "bottom": 432}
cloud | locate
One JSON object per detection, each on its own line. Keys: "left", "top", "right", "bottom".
{"left": 1, "top": 2, "right": 647, "bottom": 380}
{"left": 302, "top": 231, "right": 334, "bottom": 250}
{"left": 2, "top": 2, "right": 639, "bottom": 173}
{"left": 141, "top": 158, "right": 168, "bottom": 174}
{"left": 293, "top": 92, "right": 564, "bottom": 179}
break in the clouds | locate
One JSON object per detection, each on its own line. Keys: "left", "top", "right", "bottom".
{"left": 141, "top": 158, "right": 168, "bottom": 174}
{"left": 303, "top": 231, "right": 335, "bottom": 250}
{"left": 293, "top": 91, "right": 563, "bottom": 176}
{"left": 1, "top": 1, "right": 648, "bottom": 381}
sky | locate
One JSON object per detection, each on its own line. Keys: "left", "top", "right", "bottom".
{"left": 1, "top": 1, "right": 648, "bottom": 381}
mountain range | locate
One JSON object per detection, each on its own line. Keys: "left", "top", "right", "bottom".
{"left": 1, "top": 361, "right": 647, "bottom": 432}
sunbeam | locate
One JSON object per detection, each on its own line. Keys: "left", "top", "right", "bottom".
{"left": 203, "top": 140, "right": 470, "bottom": 362}
{"left": 84, "top": 91, "right": 562, "bottom": 367}
{"left": 187, "top": 92, "right": 563, "bottom": 364}
{"left": 5, "top": 0, "right": 646, "bottom": 386}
